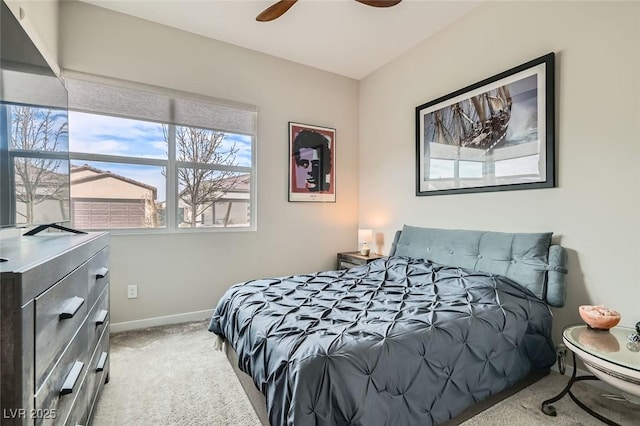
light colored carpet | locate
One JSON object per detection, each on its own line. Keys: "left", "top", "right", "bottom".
{"left": 92, "top": 320, "right": 640, "bottom": 426}
{"left": 92, "top": 320, "right": 260, "bottom": 426}
{"left": 459, "top": 370, "right": 640, "bottom": 426}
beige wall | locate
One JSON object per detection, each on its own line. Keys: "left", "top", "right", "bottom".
{"left": 359, "top": 1, "right": 640, "bottom": 344}
{"left": 59, "top": 1, "right": 359, "bottom": 325}
{"left": 71, "top": 176, "right": 153, "bottom": 199}
{"left": 14, "top": 1, "right": 638, "bottom": 341}
{"left": 4, "top": 0, "right": 60, "bottom": 74}
{"left": 71, "top": 169, "right": 93, "bottom": 180}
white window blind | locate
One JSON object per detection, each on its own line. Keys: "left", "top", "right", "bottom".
{"left": 64, "top": 74, "right": 257, "bottom": 136}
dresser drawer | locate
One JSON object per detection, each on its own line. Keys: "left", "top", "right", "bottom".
{"left": 35, "top": 319, "right": 89, "bottom": 425}
{"left": 86, "top": 325, "right": 110, "bottom": 422}
{"left": 87, "top": 284, "right": 109, "bottom": 353}
{"left": 62, "top": 375, "right": 89, "bottom": 426}
{"left": 338, "top": 261, "right": 359, "bottom": 269}
{"left": 87, "top": 247, "right": 109, "bottom": 311}
{"left": 35, "top": 263, "right": 89, "bottom": 390}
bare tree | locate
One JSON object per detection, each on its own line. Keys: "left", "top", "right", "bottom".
{"left": 142, "top": 192, "right": 159, "bottom": 228}
{"left": 163, "top": 125, "right": 239, "bottom": 227}
{"left": 10, "top": 106, "right": 68, "bottom": 223}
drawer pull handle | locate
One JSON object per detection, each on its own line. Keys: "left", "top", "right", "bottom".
{"left": 60, "top": 361, "right": 84, "bottom": 395}
{"left": 96, "top": 267, "right": 109, "bottom": 278}
{"left": 96, "top": 309, "right": 109, "bottom": 326}
{"left": 59, "top": 297, "right": 85, "bottom": 320}
{"left": 96, "top": 352, "right": 108, "bottom": 372}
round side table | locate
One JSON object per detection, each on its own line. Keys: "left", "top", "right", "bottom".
{"left": 541, "top": 324, "right": 640, "bottom": 425}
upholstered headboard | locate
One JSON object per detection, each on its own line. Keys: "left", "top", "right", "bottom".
{"left": 389, "top": 225, "right": 568, "bottom": 307}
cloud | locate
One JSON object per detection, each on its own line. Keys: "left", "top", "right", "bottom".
{"left": 225, "top": 134, "right": 252, "bottom": 167}
{"left": 68, "top": 112, "right": 254, "bottom": 190}
{"left": 69, "top": 111, "right": 166, "bottom": 158}
{"left": 69, "top": 138, "right": 131, "bottom": 155}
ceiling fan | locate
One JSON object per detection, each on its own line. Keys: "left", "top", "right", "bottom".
{"left": 256, "top": 0, "right": 403, "bottom": 22}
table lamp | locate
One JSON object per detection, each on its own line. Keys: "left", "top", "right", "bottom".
{"left": 358, "top": 229, "right": 373, "bottom": 256}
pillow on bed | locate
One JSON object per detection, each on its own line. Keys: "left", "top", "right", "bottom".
{"left": 392, "top": 225, "right": 553, "bottom": 301}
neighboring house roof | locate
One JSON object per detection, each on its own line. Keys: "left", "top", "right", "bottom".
{"left": 14, "top": 161, "right": 68, "bottom": 199}
{"left": 218, "top": 173, "right": 250, "bottom": 192}
{"left": 70, "top": 164, "right": 158, "bottom": 199}
{"left": 14, "top": 161, "right": 67, "bottom": 186}
{"left": 178, "top": 173, "right": 250, "bottom": 198}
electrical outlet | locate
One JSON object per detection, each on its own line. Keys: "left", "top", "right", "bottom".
{"left": 127, "top": 284, "right": 138, "bottom": 299}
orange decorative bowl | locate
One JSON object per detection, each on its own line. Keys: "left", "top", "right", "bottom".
{"left": 579, "top": 305, "right": 621, "bottom": 330}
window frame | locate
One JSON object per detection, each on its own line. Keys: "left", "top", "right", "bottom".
{"left": 66, "top": 78, "right": 257, "bottom": 235}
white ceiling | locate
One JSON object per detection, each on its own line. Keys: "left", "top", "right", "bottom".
{"left": 79, "top": 0, "right": 483, "bottom": 80}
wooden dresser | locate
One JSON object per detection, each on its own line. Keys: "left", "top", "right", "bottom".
{"left": 0, "top": 232, "right": 110, "bottom": 425}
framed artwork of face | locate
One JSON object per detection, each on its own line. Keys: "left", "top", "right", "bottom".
{"left": 288, "top": 122, "right": 336, "bottom": 202}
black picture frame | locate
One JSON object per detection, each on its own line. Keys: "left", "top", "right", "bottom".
{"left": 415, "top": 52, "right": 555, "bottom": 196}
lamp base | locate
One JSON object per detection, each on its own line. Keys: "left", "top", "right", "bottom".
{"left": 360, "top": 244, "right": 370, "bottom": 256}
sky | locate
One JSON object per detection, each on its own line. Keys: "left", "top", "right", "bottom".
{"left": 68, "top": 111, "right": 252, "bottom": 202}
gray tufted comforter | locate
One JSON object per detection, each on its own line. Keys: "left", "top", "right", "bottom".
{"left": 209, "top": 256, "right": 555, "bottom": 426}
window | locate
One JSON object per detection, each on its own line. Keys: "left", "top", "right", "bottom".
{"left": 1, "top": 104, "right": 70, "bottom": 226}
{"left": 495, "top": 155, "right": 540, "bottom": 178}
{"left": 428, "top": 159, "right": 483, "bottom": 180}
{"left": 66, "top": 76, "right": 256, "bottom": 232}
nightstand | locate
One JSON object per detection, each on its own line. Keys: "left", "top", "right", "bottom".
{"left": 541, "top": 324, "right": 640, "bottom": 423}
{"left": 337, "top": 252, "right": 385, "bottom": 270}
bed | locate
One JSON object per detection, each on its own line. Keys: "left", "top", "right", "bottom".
{"left": 209, "top": 225, "right": 568, "bottom": 425}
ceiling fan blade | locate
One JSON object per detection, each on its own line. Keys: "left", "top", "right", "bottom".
{"left": 256, "top": 0, "right": 299, "bottom": 22}
{"left": 355, "top": 0, "right": 402, "bottom": 7}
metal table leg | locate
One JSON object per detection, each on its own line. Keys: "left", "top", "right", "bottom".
{"left": 541, "top": 350, "right": 622, "bottom": 426}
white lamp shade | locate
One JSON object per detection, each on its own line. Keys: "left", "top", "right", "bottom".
{"left": 358, "top": 229, "right": 373, "bottom": 244}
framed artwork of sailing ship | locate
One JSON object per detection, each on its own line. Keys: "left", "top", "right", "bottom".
{"left": 288, "top": 122, "right": 336, "bottom": 202}
{"left": 416, "top": 52, "right": 555, "bottom": 196}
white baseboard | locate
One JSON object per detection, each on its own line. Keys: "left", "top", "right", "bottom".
{"left": 110, "top": 309, "right": 213, "bottom": 333}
